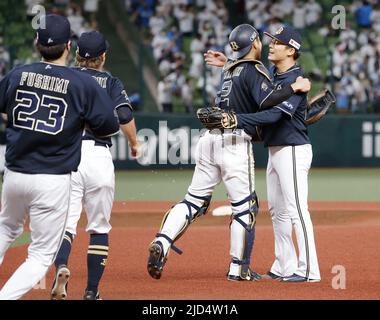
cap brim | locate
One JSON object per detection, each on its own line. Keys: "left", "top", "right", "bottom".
{"left": 264, "top": 32, "right": 285, "bottom": 44}
{"left": 229, "top": 45, "right": 252, "bottom": 60}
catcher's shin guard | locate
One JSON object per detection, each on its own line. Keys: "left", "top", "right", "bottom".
{"left": 229, "top": 192, "right": 260, "bottom": 280}
{"left": 148, "top": 194, "right": 211, "bottom": 279}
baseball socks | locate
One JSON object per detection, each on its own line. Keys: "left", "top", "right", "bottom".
{"left": 55, "top": 231, "right": 74, "bottom": 268}
{"left": 86, "top": 233, "right": 109, "bottom": 294}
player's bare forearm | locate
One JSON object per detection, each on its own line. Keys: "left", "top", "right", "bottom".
{"left": 120, "top": 119, "right": 140, "bottom": 157}
{"left": 204, "top": 50, "right": 227, "bottom": 67}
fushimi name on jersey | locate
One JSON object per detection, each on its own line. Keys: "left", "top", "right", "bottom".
{"left": 19, "top": 72, "right": 69, "bottom": 94}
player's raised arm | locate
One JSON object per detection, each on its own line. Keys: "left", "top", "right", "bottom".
{"left": 110, "top": 77, "right": 140, "bottom": 157}
{"left": 204, "top": 50, "right": 227, "bottom": 67}
{"left": 84, "top": 79, "right": 120, "bottom": 137}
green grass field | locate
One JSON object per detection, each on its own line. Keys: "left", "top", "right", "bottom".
{"left": 115, "top": 168, "right": 380, "bottom": 202}
{"left": 0, "top": 168, "right": 378, "bottom": 202}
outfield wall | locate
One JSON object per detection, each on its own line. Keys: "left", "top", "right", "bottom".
{"left": 111, "top": 113, "right": 380, "bottom": 169}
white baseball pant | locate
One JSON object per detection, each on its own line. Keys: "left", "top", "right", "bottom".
{"left": 267, "top": 144, "right": 321, "bottom": 280}
{"left": 65, "top": 140, "right": 114, "bottom": 236}
{"left": 0, "top": 169, "right": 70, "bottom": 300}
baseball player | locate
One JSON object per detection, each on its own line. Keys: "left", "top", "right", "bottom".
{"left": 0, "top": 14, "right": 119, "bottom": 300}
{"left": 50, "top": 31, "right": 139, "bottom": 300}
{"left": 205, "top": 26, "right": 321, "bottom": 282}
{"left": 147, "top": 24, "right": 311, "bottom": 282}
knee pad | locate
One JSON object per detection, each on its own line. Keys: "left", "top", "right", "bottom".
{"left": 182, "top": 192, "right": 212, "bottom": 223}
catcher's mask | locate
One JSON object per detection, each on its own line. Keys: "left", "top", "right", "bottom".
{"left": 228, "top": 24, "right": 259, "bottom": 60}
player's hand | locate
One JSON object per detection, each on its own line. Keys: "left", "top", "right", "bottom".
{"left": 291, "top": 76, "right": 311, "bottom": 93}
{"left": 130, "top": 142, "right": 141, "bottom": 159}
{"left": 222, "top": 112, "right": 238, "bottom": 129}
{"left": 203, "top": 50, "right": 227, "bottom": 67}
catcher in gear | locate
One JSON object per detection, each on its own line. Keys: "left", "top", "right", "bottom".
{"left": 147, "top": 24, "right": 311, "bottom": 282}
{"left": 204, "top": 26, "right": 324, "bottom": 282}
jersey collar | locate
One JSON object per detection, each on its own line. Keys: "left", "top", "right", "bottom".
{"left": 274, "top": 64, "right": 300, "bottom": 77}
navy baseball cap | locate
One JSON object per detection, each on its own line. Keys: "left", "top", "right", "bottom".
{"left": 228, "top": 24, "right": 259, "bottom": 60}
{"left": 77, "top": 31, "right": 109, "bottom": 59}
{"left": 37, "top": 14, "right": 71, "bottom": 46}
{"left": 264, "top": 26, "right": 302, "bottom": 51}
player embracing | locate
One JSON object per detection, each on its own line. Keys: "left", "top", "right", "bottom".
{"left": 50, "top": 31, "right": 139, "bottom": 300}
{"left": 147, "top": 24, "right": 311, "bottom": 282}
{"left": 205, "top": 26, "right": 321, "bottom": 282}
{"left": 0, "top": 14, "right": 119, "bottom": 300}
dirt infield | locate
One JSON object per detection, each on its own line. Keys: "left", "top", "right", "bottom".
{"left": 0, "top": 201, "right": 379, "bottom": 300}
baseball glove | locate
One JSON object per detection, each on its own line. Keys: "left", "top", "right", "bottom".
{"left": 306, "top": 89, "right": 336, "bottom": 125}
{"left": 196, "top": 107, "right": 237, "bottom": 130}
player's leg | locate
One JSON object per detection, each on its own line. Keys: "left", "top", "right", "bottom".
{"left": 0, "top": 169, "right": 28, "bottom": 266}
{"left": 220, "top": 133, "right": 260, "bottom": 281}
{"left": 274, "top": 145, "right": 320, "bottom": 282}
{"left": 267, "top": 148, "right": 297, "bottom": 279}
{"left": 81, "top": 144, "right": 114, "bottom": 299}
{"left": 51, "top": 169, "right": 84, "bottom": 300}
{"left": 0, "top": 173, "right": 70, "bottom": 300}
{"left": 148, "top": 132, "right": 221, "bottom": 279}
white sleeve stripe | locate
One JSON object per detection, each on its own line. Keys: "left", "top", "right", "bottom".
{"left": 259, "top": 89, "right": 274, "bottom": 108}
{"left": 275, "top": 105, "right": 292, "bottom": 117}
{"left": 98, "top": 129, "right": 120, "bottom": 138}
{"left": 115, "top": 103, "right": 133, "bottom": 110}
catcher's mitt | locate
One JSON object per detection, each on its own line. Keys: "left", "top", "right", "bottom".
{"left": 306, "top": 89, "right": 336, "bottom": 125}
{"left": 196, "top": 107, "right": 237, "bottom": 130}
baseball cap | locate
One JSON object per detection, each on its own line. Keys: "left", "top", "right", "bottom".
{"left": 264, "top": 26, "right": 302, "bottom": 51}
{"left": 37, "top": 14, "right": 71, "bottom": 46}
{"left": 77, "top": 31, "right": 109, "bottom": 59}
{"left": 228, "top": 24, "right": 259, "bottom": 60}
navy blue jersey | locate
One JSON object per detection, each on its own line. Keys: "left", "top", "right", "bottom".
{"left": 72, "top": 67, "right": 132, "bottom": 147}
{"left": 216, "top": 61, "right": 275, "bottom": 120}
{"left": 0, "top": 62, "right": 119, "bottom": 174}
{"left": 261, "top": 64, "right": 309, "bottom": 146}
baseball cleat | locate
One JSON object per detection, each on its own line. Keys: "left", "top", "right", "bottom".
{"left": 51, "top": 265, "right": 70, "bottom": 300}
{"left": 227, "top": 269, "right": 262, "bottom": 282}
{"left": 281, "top": 273, "right": 320, "bottom": 283}
{"left": 147, "top": 241, "right": 167, "bottom": 280}
{"left": 261, "top": 271, "right": 283, "bottom": 280}
{"left": 83, "top": 290, "right": 101, "bottom": 300}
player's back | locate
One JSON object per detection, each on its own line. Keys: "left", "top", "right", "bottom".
{"left": 71, "top": 67, "right": 130, "bottom": 147}
{"left": 217, "top": 61, "right": 268, "bottom": 114}
{"left": 0, "top": 62, "right": 113, "bottom": 174}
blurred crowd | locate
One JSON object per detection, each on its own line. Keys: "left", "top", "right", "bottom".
{"left": 2, "top": 1, "right": 380, "bottom": 114}
{"left": 127, "top": 0, "right": 380, "bottom": 114}
{"left": 126, "top": 0, "right": 324, "bottom": 113}
{"left": 126, "top": 0, "right": 231, "bottom": 113}
{"left": 0, "top": 0, "right": 100, "bottom": 81}
{"left": 326, "top": 1, "right": 380, "bottom": 113}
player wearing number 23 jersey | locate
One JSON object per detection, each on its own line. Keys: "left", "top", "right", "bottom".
{"left": 0, "top": 61, "right": 118, "bottom": 174}
{"left": 0, "top": 14, "right": 119, "bottom": 300}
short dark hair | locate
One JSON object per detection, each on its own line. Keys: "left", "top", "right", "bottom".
{"left": 294, "top": 51, "right": 300, "bottom": 60}
{"left": 36, "top": 42, "right": 67, "bottom": 61}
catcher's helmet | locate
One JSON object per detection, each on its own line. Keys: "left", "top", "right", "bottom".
{"left": 228, "top": 24, "right": 259, "bottom": 60}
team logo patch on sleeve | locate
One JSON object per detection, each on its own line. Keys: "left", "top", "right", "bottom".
{"left": 255, "top": 64, "right": 272, "bottom": 81}
{"left": 282, "top": 101, "right": 293, "bottom": 110}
